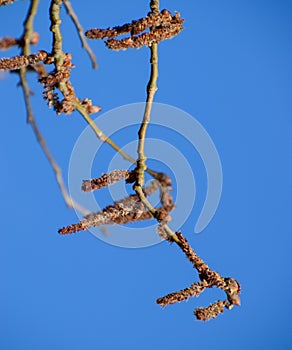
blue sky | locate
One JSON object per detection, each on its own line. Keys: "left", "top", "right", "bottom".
{"left": 0, "top": 0, "right": 292, "bottom": 349}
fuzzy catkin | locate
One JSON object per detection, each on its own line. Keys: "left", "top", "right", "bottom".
{"left": 194, "top": 300, "right": 227, "bottom": 321}
{"left": 0, "top": 50, "right": 48, "bottom": 70}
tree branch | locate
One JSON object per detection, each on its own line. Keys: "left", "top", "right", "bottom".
{"left": 131, "top": 0, "right": 241, "bottom": 320}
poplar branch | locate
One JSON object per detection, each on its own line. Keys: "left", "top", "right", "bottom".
{"left": 130, "top": 0, "right": 241, "bottom": 321}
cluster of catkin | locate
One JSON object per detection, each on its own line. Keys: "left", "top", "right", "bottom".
{"left": 37, "top": 52, "right": 100, "bottom": 115}
{"left": 0, "top": 42, "right": 100, "bottom": 116}
{"left": 38, "top": 52, "right": 76, "bottom": 114}
{"left": 0, "top": 9, "right": 183, "bottom": 114}
{"left": 58, "top": 168, "right": 241, "bottom": 321}
{"left": 155, "top": 230, "right": 241, "bottom": 321}
{"left": 85, "top": 9, "right": 184, "bottom": 50}
{"left": 58, "top": 169, "right": 175, "bottom": 234}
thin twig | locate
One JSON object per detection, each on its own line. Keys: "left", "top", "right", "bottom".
{"left": 21, "top": 0, "right": 39, "bottom": 57}
{"left": 62, "top": 0, "right": 97, "bottom": 69}
{"left": 20, "top": 71, "right": 89, "bottom": 215}
{"left": 74, "top": 99, "right": 159, "bottom": 178}
{"left": 18, "top": 0, "right": 89, "bottom": 215}
{"left": 136, "top": 43, "right": 158, "bottom": 186}
{"left": 135, "top": 2, "right": 159, "bottom": 187}
{"left": 132, "top": 0, "right": 180, "bottom": 243}
{"left": 150, "top": 0, "right": 160, "bottom": 13}
{"left": 75, "top": 99, "right": 135, "bottom": 164}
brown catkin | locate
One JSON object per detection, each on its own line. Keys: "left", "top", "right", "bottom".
{"left": 194, "top": 300, "right": 227, "bottom": 321}
{"left": 105, "top": 22, "right": 183, "bottom": 51}
{"left": 86, "top": 10, "right": 184, "bottom": 51}
{"left": 0, "top": 37, "right": 18, "bottom": 50}
{"left": 78, "top": 97, "right": 101, "bottom": 115}
{"left": 59, "top": 180, "right": 159, "bottom": 234}
{"left": 82, "top": 170, "right": 130, "bottom": 192}
{"left": 0, "top": 32, "right": 40, "bottom": 50}
{"left": 156, "top": 230, "right": 241, "bottom": 315}
{"left": 0, "top": 50, "right": 48, "bottom": 71}
{"left": 175, "top": 232, "right": 226, "bottom": 289}
{"left": 85, "top": 10, "right": 173, "bottom": 40}
{"left": 156, "top": 280, "right": 210, "bottom": 307}
{"left": 57, "top": 81, "right": 75, "bottom": 115}
{"left": 38, "top": 53, "right": 76, "bottom": 115}
{"left": 58, "top": 202, "right": 153, "bottom": 234}
{"left": 40, "top": 67, "right": 71, "bottom": 86}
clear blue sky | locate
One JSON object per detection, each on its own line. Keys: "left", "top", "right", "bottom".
{"left": 1, "top": 1, "right": 292, "bottom": 349}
